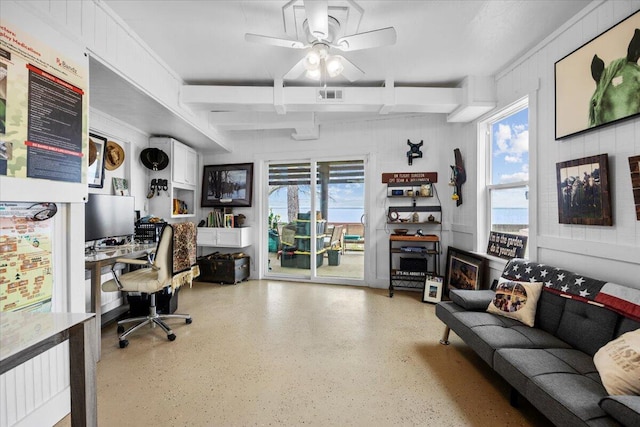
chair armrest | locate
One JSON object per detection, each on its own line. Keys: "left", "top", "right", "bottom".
{"left": 449, "top": 289, "right": 495, "bottom": 311}
{"left": 599, "top": 396, "right": 640, "bottom": 427}
{"left": 115, "top": 258, "right": 149, "bottom": 265}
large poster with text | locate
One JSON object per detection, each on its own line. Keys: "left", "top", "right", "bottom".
{"left": 0, "top": 17, "right": 88, "bottom": 182}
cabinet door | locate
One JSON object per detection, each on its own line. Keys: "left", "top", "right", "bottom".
{"left": 172, "top": 142, "right": 188, "bottom": 185}
{"left": 183, "top": 147, "right": 197, "bottom": 185}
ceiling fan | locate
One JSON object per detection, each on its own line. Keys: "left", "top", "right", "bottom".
{"left": 245, "top": 0, "right": 396, "bottom": 82}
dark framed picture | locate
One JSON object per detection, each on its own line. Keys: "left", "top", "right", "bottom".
{"left": 629, "top": 155, "right": 640, "bottom": 221}
{"left": 88, "top": 132, "right": 106, "bottom": 188}
{"left": 444, "top": 247, "right": 486, "bottom": 294}
{"left": 201, "top": 163, "right": 253, "bottom": 207}
{"left": 422, "top": 274, "right": 443, "bottom": 303}
{"left": 556, "top": 154, "right": 612, "bottom": 226}
{"left": 554, "top": 10, "right": 640, "bottom": 140}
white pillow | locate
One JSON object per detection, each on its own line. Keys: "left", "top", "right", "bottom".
{"left": 486, "top": 277, "right": 543, "bottom": 327}
{"left": 594, "top": 329, "right": 640, "bottom": 395}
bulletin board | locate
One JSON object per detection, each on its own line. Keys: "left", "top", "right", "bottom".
{"left": 0, "top": 2, "right": 89, "bottom": 203}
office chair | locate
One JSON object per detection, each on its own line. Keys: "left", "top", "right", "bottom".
{"left": 102, "top": 222, "right": 199, "bottom": 348}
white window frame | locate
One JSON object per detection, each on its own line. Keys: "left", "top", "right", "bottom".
{"left": 477, "top": 95, "right": 536, "bottom": 261}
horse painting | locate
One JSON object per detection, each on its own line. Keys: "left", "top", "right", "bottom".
{"left": 589, "top": 28, "right": 640, "bottom": 127}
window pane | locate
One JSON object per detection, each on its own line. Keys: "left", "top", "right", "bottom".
{"left": 491, "top": 107, "right": 529, "bottom": 185}
{"left": 490, "top": 187, "right": 529, "bottom": 235}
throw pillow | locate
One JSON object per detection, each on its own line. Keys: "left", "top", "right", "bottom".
{"left": 486, "top": 277, "right": 543, "bottom": 327}
{"left": 593, "top": 329, "right": 640, "bottom": 395}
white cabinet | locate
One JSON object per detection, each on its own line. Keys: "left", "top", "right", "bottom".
{"left": 172, "top": 142, "right": 198, "bottom": 186}
{"left": 197, "top": 227, "right": 252, "bottom": 248}
{"left": 148, "top": 137, "right": 197, "bottom": 219}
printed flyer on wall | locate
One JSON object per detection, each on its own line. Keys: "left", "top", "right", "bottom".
{"left": 0, "top": 15, "right": 88, "bottom": 182}
{"left": 0, "top": 202, "right": 56, "bottom": 312}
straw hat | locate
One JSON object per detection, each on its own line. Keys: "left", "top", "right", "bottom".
{"left": 88, "top": 138, "right": 98, "bottom": 166}
{"left": 105, "top": 141, "right": 125, "bottom": 171}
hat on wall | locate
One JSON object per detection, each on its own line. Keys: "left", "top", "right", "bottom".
{"left": 140, "top": 147, "right": 169, "bottom": 171}
{"left": 88, "top": 138, "right": 98, "bottom": 166}
{"left": 105, "top": 141, "right": 125, "bottom": 171}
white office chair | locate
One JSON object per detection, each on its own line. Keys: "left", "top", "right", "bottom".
{"left": 102, "top": 222, "right": 198, "bottom": 348}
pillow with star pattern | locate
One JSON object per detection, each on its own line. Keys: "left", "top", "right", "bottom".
{"left": 594, "top": 329, "right": 640, "bottom": 395}
{"left": 486, "top": 277, "right": 543, "bottom": 327}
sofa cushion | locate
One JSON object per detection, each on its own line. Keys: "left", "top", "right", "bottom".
{"left": 487, "top": 278, "right": 543, "bottom": 327}
{"left": 556, "top": 299, "right": 619, "bottom": 356}
{"left": 593, "top": 329, "right": 640, "bottom": 395}
{"left": 535, "top": 290, "right": 566, "bottom": 335}
{"left": 449, "top": 289, "right": 495, "bottom": 310}
{"left": 495, "top": 348, "right": 600, "bottom": 397}
{"left": 616, "top": 316, "right": 640, "bottom": 337}
{"left": 599, "top": 396, "right": 640, "bottom": 427}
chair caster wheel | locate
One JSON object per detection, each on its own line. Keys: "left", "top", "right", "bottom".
{"left": 186, "top": 318, "right": 192, "bottom": 324}
{"left": 119, "top": 340, "right": 129, "bottom": 348}
{"left": 117, "top": 325, "right": 124, "bottom": 334}
{"left": 168, "top": 333, "right": 176, "bottom": 341}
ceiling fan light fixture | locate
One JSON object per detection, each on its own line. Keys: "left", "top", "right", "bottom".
{"left": 304, "top": 51, "right": 321, "bottom": 70}
{"left": 325, "top": 55, "right": 344, "bottom": 77}
{"left": 305, "top": 68, "right": 322, "bottom": 80}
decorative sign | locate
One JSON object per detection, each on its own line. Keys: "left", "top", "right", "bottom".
{"left": 630, "top": 155, "right": 640, "bottom": 220}
{"left": 381, "top": 172, "right": 438, "bottom": 184}
{"left": 487, "top": 231, "right": 528, "bottom": 259}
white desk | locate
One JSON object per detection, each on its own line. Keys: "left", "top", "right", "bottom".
{"left": 84, "top": 244, "right": 155, "bottom": 359}
{"left": 0, "top": 311, "right": 97, "bottom": 427}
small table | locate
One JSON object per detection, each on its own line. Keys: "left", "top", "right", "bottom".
{"left": 84, "top": 244, "right": 155, "bottom": 359}
{"left": 0, "top": 312, "right": 97, "bottom": 427}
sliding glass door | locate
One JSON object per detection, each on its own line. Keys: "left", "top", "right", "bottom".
{"left": 266, "top": 159, "right": 365, "bottom": 282}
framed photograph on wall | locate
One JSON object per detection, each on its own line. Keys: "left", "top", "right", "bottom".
{"left": 554, "top": 10, "right": 640, "bottom": 140}
{"left": 88, "top": 132, "right": 106, "bottom": 188}
{"left": 444, "top": 247, "right": 486, "bottom": 295}
{"left": 422, "top": 275, "right": 443, "bottom": 304}
{"left": 201, "top": 163, "right": 254, "bottom": 208}
{"left": 556, "top": 154, "right": 612, "bottom": 226}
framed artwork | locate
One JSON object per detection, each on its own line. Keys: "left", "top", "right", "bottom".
{"left": 630, "top": 155, "right": 640, "bottom": 221}
{"left": 201, "top": 163, "right": 254, "bottom": 208}
{"left": 556, "top": 154, "right": 612, "bottom": 226}
{"left": 444, "top": 247, "right": 486, "bottom": 294}
{"left": 112, "top": 177, "right": 129, "bottom": 196}
{"left": 554, "top": 10, "right": 640, "bottom": 140}
{"left": 88, "top": 132, "right": 106, "bottom": 188}
{"left": 422, "top": 275, "right": 443, "bottom": 304}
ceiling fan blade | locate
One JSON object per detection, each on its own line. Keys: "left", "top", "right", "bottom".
{"left": 283, "top": 57, "right": 307, "bottom": 80}
{"left": 335, "top": 27, "right": 397, "bottom": 51}
{"left": 245, "top": 33, "right": 306, "bottom": 49}
{"left": 304, "top": 0, "right": 329, "bottom": 40}
{"left": 337, "top": 56, "right": 365, "bottom": 82}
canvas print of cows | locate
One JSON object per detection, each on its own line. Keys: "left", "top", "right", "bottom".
{"left": 201, "top": 163, "right": 253, "bottom": 207}
{"left": 556, "top": 154, "right": 612, "bottom": 226}
{"left": 555, "top": 10, "right": 640, "bottom": 139}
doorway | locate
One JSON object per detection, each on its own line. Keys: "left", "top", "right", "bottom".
{"left": 266, "top": 159, "right": 365, "bottom": 282}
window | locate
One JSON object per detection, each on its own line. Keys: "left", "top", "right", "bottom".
{"left": 480, "top": 98, "right": 529, "bottom": 256}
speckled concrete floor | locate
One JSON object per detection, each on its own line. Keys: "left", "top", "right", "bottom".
{"left": 58, "top": 280, "right": 551, "bottom": 426}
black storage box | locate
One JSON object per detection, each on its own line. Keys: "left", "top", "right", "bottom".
{"left": 281, "top": 252, "right": 297, "bottom": 268}
{"left": 135, "top": 222, "right": 166, "bottom": 243}
{"left": 198, "top": 254, "right": 250, "bottom": 284}
{"left": 127, "top": 287, "right": 179, "bottom": 316}
{"left": 400, "top": 257, "right": 427, "bottom": 271}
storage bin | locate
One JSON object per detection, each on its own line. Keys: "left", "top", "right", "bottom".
{"left": 135, "top": 222, "right": 166, "bottom": 243}
{"left": 327, "top": 249, "right": 341, "bottom": 266}
{"left": 296, "top": 251, "right": 324, "bottom": 269}
{"left": 280, "top": 252, "right": 297, "bottom": 268}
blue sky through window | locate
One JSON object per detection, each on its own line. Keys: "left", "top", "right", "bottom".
{"left": 492, "top": 107, "right": 529, "bottom": 185}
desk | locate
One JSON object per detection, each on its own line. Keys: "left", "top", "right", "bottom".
{"left": 0, "top": 312, "right": 97, "bottom": 427}
{"left": 84, "top": 244, "right": 155, "bottom": 359}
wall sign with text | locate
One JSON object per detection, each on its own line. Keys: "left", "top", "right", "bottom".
{"left": 487, "top": 231, "right": 528, "bottom": 259}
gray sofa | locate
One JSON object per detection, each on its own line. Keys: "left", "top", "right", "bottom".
{"left": 435, "top": 258, "right": 639, "bottom": 426}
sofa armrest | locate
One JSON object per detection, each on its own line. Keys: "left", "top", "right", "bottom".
{"left": 599, "top": 396, "right": 640, "bottom": 426}
{"left": 449, "top": 289, "right": 495, "bottom": 311}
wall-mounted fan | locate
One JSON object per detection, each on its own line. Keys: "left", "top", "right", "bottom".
{"left": 245, "top": 0, "right": 396, "bottom": 81}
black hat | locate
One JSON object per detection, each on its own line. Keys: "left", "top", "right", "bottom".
{"left": 140, "top": 148, "right": 169, "bottom": 171}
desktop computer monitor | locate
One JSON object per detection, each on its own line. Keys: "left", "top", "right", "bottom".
{"left": 85, "top": 194, "right": 135, "bottom": 243}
